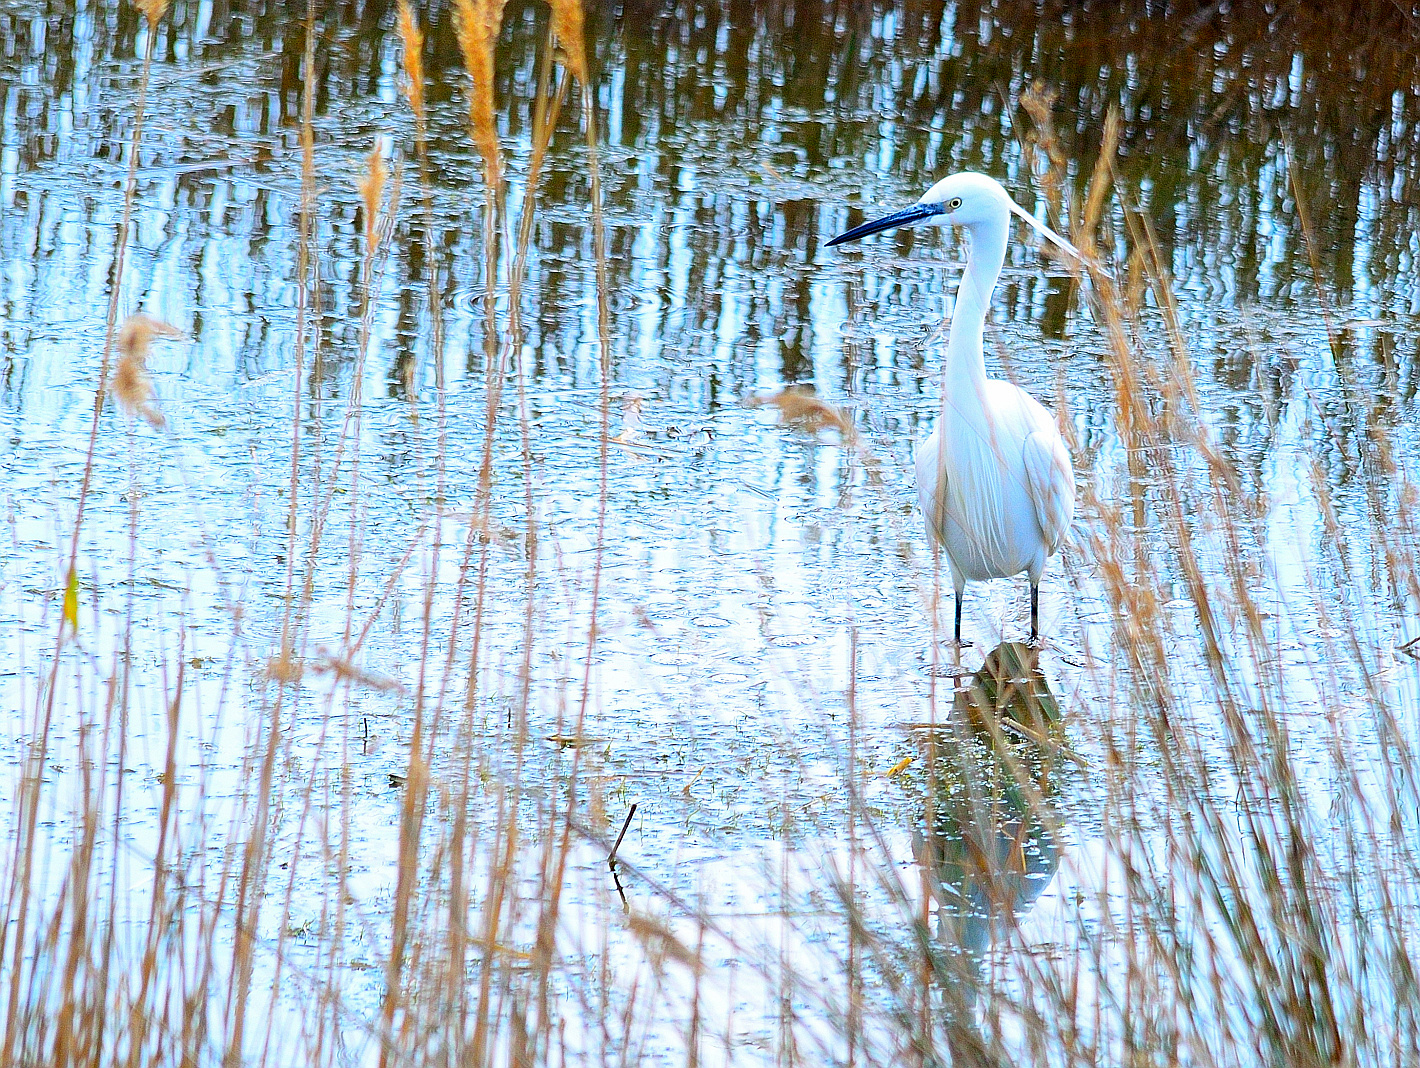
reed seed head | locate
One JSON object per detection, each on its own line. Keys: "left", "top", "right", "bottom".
{"left": 396, "top": 1, "right": 426, "bottom": 125}
{"left": 112, "top": 312, "right": 184, "bottom": 429}
{"left": 549, "top": 0, "right": 589, "bottom": 85}
{"left": 453, "top": 0, "right": 508, "bottom": 184}
{"left": 135, "top": 0, "right": 171, "bottom": 29}
{"left": 358, "top": 146, "right": 388, "bottom": 248}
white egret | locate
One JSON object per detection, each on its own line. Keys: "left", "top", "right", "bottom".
{"left": 827, "top": 172, "right": 1078, "bottom": 645}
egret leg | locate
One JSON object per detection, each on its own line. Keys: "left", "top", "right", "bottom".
{"left": 953, "top": 592, "right": 972, "bottom": 648}
{"left": 1029, "top": 583, "right": 1040, "bottom": 646}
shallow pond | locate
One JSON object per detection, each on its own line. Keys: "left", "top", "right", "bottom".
{"left": 3, "top": 2, "right": 1420, "bottom": 1065}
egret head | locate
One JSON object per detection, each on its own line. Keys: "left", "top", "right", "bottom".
{"left": 826, "top": 171, "right": 1080, "bottom": 262}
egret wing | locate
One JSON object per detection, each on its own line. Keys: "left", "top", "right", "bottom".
{"left": 1022, "top": 428, "right": 1075, "bottom": 554}
{"left": 914, "top": 430, "right": 949, "bottom": 548}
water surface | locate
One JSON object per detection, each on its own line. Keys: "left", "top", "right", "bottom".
{"left": 2, "top": 2, "right": 1419, "bottom": 1063}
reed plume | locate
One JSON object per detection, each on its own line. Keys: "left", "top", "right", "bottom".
{"left": 135, "top": 0, "right": 171, "bottom": 29}
{"left": 396, "top": 1, "right": 426, "bottom": 128}
{"left": 111, "top": 313, "right": 183, "bottom": 429}
{"left": 452, "top": 0, "right": 508, "bottom": 184}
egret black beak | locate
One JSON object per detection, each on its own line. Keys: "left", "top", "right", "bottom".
{"left": 826, "top": 202, "right": 945, "bottom": 247}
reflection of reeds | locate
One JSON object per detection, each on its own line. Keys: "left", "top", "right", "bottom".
{"left": 1018, "top": 95, "right": 1376, "bottom": 1066}
{"left": 453, "top": 0, "right": 508, "bottom": 190}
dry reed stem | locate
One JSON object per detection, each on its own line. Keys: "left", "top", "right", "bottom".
{"left": 1036, "top": 88, "right": 1387, "bottom": 1067}
{"left": 339, "top": 141, "right": 425, "bottom": 1068}
{"left": 1080, "top": 107, "right": 1119, "bottom": 250}
{"left": 224, "top": 4, "right": 318, "bottom": 1065}
{"left": 446, "top": 35, "right": 509, "bottom": 1064}
{"left": 1019, "top": 83, "right": 1067, "bottom": 220}
{"left": 445, "top": 2, "right": 548, "bottom": 1061}
{"left": 530, "top": 28, "right": 612, "bottom": 1058}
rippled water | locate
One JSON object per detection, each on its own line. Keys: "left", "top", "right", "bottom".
{"left": 3, "top": 1, "right": 1420, "bottom": 1063}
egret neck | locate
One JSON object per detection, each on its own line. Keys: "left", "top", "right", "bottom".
{"left": 945, "top": 214, "right": 1008, "bottom": 392}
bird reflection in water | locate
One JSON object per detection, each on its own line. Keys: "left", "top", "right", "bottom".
{"left": 904, "top": 642, "right": 1074, "bottom": 1065}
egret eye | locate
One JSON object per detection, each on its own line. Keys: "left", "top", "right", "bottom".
{"left": 947, "top": 197, "right": 963, "bottom": 210}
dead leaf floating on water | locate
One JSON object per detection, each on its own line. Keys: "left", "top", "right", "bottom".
{"left": 745, "top": 385, "right": 855, "bottom": 440}
{"left": 886, "top": 755, "right": 914, "bottom": 777}
{"left": 545, "top": 733, "right": 603, "bottom": 750}
{"left": 112, "top": 313, "right": 184, "bottom": 429}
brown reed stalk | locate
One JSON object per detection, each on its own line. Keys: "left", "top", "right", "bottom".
{"left": 438, "top": 33, "right": 574, "bottom": 1060}
{"left": 446, "top": 3, "right": 519, "bottom": 1062}
{"left": 522, "top": 4, "right": 605, "bottom": 1059}
{"left": 99, "top": 313, "right": 166, "bottom": 1068}
{"left": 223, "top": 4, "right": 320, "bottom": 1065}
{"left": 361, "top": 142, "right": 439, "bottom": 1066}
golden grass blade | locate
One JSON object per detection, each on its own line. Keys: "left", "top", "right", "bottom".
{"left": 61, "top": 567, "right": 79, "bottom": 635}
{"left": 356, "top": 145, "right": 387, "bottom": 249}
{"left": 1019, "top": 82, "right": 1065, "bottom": 220}
{"left": 1080, "top": 105, "right": 1121, "bottom": 246}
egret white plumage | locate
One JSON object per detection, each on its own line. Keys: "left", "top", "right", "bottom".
{"left": 827, "top": 172, "right": 1078, "bottom": 644}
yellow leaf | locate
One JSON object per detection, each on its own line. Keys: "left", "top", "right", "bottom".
{"left": 62, "top": 567, "right": 79, "bottom": 633}
{"left": 886, "top": 756, "right": 913, "bottom": 777}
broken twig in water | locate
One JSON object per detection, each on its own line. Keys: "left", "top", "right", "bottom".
{"left": 610, "top": 803, "right": 637, "bottom": 865}
{"left": 608, "top": 803, "right": 638, "bottom": 911}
